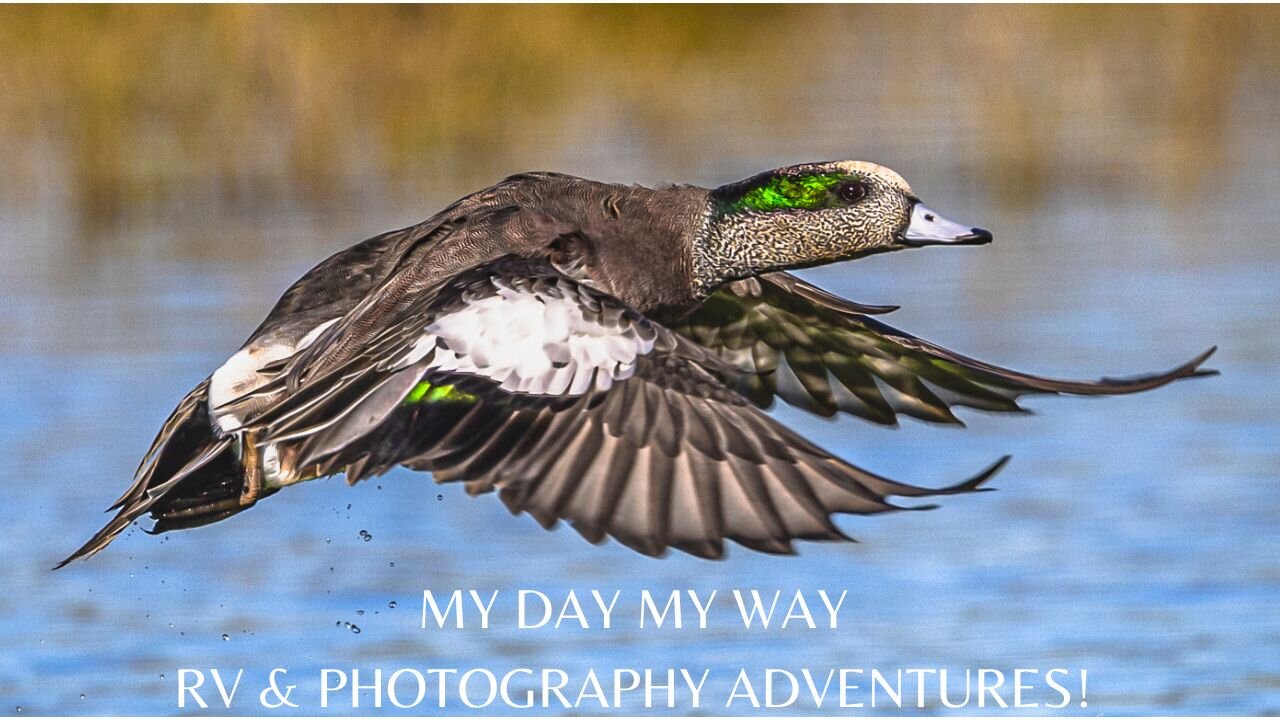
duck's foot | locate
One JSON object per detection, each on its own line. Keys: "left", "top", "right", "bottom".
{"left": 240, "top": 433, "right": 264, "bottom": 505}
{"left": 156, "top": 495, "right": 246, "bottom": 522}
{"left": 148, "top": 491, "right": 259, "bottom": 533}
{"left": 148, "top": 465, "right": 266, "bottom": 532}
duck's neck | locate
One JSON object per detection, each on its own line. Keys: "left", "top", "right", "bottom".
{"left": 690, "top": 206, "right": 815, "bottom": 298}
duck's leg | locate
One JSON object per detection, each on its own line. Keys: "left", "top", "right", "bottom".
{"left": 240, "top": 432, "right": 263, "bottom": 506}
{"left": 141, "top": 435, "right": 269, "bottom": 535}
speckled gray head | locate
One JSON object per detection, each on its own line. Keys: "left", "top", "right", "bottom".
{"left": 695, "top": 160, "right": 991, "bottom": 292}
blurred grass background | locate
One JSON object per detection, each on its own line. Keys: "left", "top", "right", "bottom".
{"left": 2, "top": 5, "right": 1277, "bottom": 231}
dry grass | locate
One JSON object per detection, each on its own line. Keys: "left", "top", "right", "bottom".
{"left": 1, "top": 5, "right": 1276, "bottom": 225}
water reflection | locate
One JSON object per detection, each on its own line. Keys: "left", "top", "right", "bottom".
{"left": 0, "top": 5, "right": 1277, "bottom": 716}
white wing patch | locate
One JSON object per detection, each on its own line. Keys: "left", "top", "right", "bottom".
{"left": 400, "top": 277, "right": 656, "bottom": 396}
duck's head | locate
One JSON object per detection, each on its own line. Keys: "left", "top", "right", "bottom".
{"left": 698, "top": 160, "right": 990, "bottom": 288}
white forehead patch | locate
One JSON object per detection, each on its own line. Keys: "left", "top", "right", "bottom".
{"left": 835, "top": 161, "right": 912, "bottom": 193}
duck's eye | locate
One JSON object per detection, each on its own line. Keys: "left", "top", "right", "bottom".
{"left": 837, "top": 181, "right": 866, "bottom": 203}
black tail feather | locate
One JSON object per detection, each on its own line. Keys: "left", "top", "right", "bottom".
{"left": 56, "top": 382, "right": 247, "bottom": 569}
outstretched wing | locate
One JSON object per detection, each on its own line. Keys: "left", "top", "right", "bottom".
{"left": 670, "top": 272, "right": 1217, "bottom": 425}
{"left": 396, "top": 366, "right": 1005, "bottom": 559}
{"left": 241, "top": 259, "right": 1005, "bottom": 558}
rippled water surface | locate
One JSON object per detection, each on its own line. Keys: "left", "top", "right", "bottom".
{"left": 1, "top": 6, "right": 1278, "bottom": 716}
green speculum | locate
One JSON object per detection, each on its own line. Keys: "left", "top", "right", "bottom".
{"left": 726, "top": 173, "right": 848, "bottom": 213}
{"left": 403, "top": 380, "right": 477, "bottom": 405}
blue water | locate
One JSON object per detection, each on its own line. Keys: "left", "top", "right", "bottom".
{"left": 1, "top": 168, "right": 1277, "bottom": 715}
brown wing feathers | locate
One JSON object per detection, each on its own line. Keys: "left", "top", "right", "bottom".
{"left": 63, "top": 253, "right": 1210, "bottom": 566}
{"left": 250, "top": 261, "right": 1002, "bottom": 559}
{"left": 334, "top": 347, "right": 1006, "bottom": 559}
{"left": 673, "top": 272, "right": 1217, "bottom": 425}
{"left": 220, "top": 260, "right": 1215, "bottom": 559}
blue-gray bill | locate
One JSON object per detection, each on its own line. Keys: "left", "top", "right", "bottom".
{"left": 899, "top": 203, "right": 993, "bottom": 247}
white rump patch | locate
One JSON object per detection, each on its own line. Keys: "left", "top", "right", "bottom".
{"left": 400, "top": 279, "right": 655, "bottom": 396}
{"left": 209, "top": 318, "right": 338, "bottom": 433}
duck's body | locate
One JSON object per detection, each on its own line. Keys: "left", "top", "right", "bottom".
{"left": 61, "top": 162, "right": 1215, "bottom": 566}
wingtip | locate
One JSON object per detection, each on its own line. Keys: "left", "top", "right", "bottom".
{"left": 829, "top": 300, "right": 901, "bottom": 315}
{"left": 1195, "top": 345, "right": 1218, "bottom": 369}
{"left": 893, "top": 454, "right": 1008, "bottom": 505}
{"left": 948, "top": 454, "right": 1011, "bottom": 493}
{"left": 1162, "top": 346, "right": 1219, "bottom": 383}
{"left": 858, "top": 303, "right": 900, "bottom": 315}
{"left": 1185, "top": 345, "right": 1218, "bottom": 371}
{"left": 1067, "top": 346, "right": 1220, "bottom": 395}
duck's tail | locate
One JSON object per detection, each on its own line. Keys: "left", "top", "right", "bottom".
{"left": 55, "top": 379, "right": 249, "bottom": 569}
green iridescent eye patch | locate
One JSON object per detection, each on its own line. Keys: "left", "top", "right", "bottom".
{"left": 722, "top": 172, "right": 851, "bottom": 213}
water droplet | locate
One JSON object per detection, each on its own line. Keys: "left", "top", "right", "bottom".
{"left": 389, "top": 561, "right": 395, "bottom": 567}
{"left": 221, "top": 633, "right": 229, "bottom": 641}
{"left": 160, "top": 673, "right": 166, "bottom": 679}
{"left": 168, "top": 623, "right": 174, "bottom": 629}
{"left": 346, "top": 503, "right": 352, "bottom": 510}
{"left": 388, "top": 600, "right": 397, "bottom": 609}
{"left": 358, "top": 530, "right": 372, "bottom": 542}
{"left": 15, "top": 705, "right": 21, "bottom": 713}
{"left": 436, "top": 494, "right": 443, "bottom": 501}
{"left": 325, "top": 537, "right": 331, "bottom": 544}
{"left": 356, "top": 610, "right": 364, "bottom": 616}
{"left": 80, "top": 694, "right": 85, "bottom": 700}
{"left": 349, "top": 624, "right": 361, "bottom": 634}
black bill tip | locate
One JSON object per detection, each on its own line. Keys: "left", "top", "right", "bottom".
{"left": 957, "top": 227, "right": 993, "bottom": 245}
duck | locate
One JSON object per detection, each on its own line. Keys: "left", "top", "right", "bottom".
{"left": 58, "top": 161, "right": 1216, "bottom": 566}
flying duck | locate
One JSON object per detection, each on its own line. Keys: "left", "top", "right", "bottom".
{"left": 58, "top": 161, "right": 1215, "bottom": 565}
